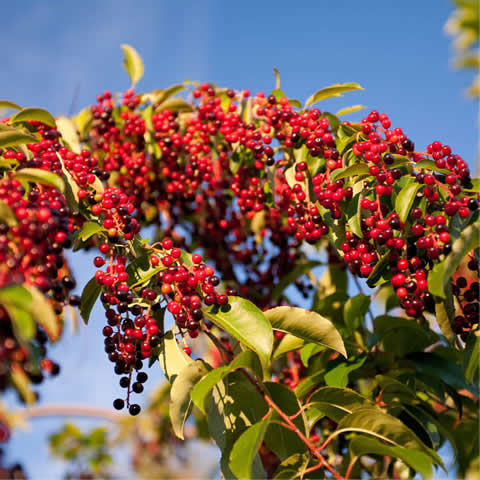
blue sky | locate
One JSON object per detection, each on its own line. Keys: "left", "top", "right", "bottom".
{"left": 1, "top": 1, "right": 477, "bottom": 478}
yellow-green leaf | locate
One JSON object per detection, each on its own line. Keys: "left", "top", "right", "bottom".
{"left": 121, "top": 44, "right": 144, "bottom": 87}
{"left": 11, "top": 107, "right": 56, "bottom": 127}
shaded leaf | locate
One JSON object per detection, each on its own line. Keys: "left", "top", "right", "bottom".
{"left": 395, "top": 178, "right": 422, "bottom": 223}
{"left": 330, "top": 163, "right": 369, "bottom": 182}
{"left": 78, "top": 222, "right": 105, "bottom": 242}
{"left": 169, "top": 360, "right": 211, "bottom": 439}
{"left": 79, "top": 277, "right": 101, "bottom": 325}
{"left": 324, "top": 354, "right": 367, "bottom": 388}
{"left": 344, "top": 293, "right": 370, "bottom": 334}
{"left": 0, "top": 126, "right": 38, "bottom": 148}
{"left": 0, "top": 201, "right": 17, "bottom": 227}
{"left": 157, "top": 330, "right": 192, "bottom": 383}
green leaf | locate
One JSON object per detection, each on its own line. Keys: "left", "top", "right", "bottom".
{"left": 56, "top": 116, "right": 81, "bottom": 153}
{"left": 264, "top": 306, "right": 346, "bottom": 358}
{"left": 13, "top": 168, "right": 64, "bottom": 193}
{"left": 147, "top": 84, "right": 186, "bottom": 105}
{"left": 264, "top": 382, "right": 308, "bottom": 460}
{"left": 349, "top": 436, "right": 434, "bottom": 480}
{"left": 305, "top": 82, "right": 364, "bottom": 107}
{"left": 336, "top": 104, "right": 366, "bottom": 116}
{"left": 203, "top": 297, "right": 273, "bottom": 364}
{"left": 329, "top": 407, "right": 444, "bottom": 467}
{"left": 272, "top": 260, "right": 322, "bottom": 300}
{"left": 344, "top": 293, "right": 370, "bottom": 334}
{"left": 330, "top": 163, "right": 370, "bottom": 182}
{"left": 0, "top": 125, "right": 38, "bottom": 148}
{"left": 24, "top": 285, "right": 60, "bottom": 341}
{"left": 11, "top": 107, "right": 56, "bottom": 127}
{"left": 8, "top": 305, "right": 35, "bottom": 342}
{"left": 414, "top": 159, "right": 451, "bottom": 176}
{"left": 272, "top": 334, "right": 305, "bottom": 360}
{"left": 0, "top": 200, "right": 17, "bottom": 227}
{"left": 157, "top": 330, "right": 192, "bottom": 383}
{"left": 191, "top": 350, "right": 263, "bottom": 415}
{"left": 79, "top": 277, "right": 101, "bottom": 325}
{"left": 395, "top": 177, "right": 422, "bottom": 223}
{"left": 78, "top": 222, "right": 105, "bottom": 242}
{"left": 464, "top": 334, "right": 479, "bottom": 384}
{"left": 169, "top": 360, "right": 211, "bottom": 439}
{"left": 299, "top": 343, "right": 325, "bottom": 367}
{"left": 273, "top": 453, "right": 310, "bottom": 479}
{"left": 428, "top": 222, "right": 480, "bottom": 298}
{"left": 366, "top": 252, "right": 389, "bottom": 288}
{"left": 324, "top": 353, "right": 367, "bottom": 388}
{"left": 156, "top": 97, "right": 193, "bottom": 113}
{"left": 273, "top": 67, "right": 281, "bottom": 90}
{"left": 0, "top": 100, "right": 21, "bottom": 111}
{"left": 435, "top": 285, "right": 456, "bottom": 343}
{"left": 121, "top": 44, "right": 144, "bottom": 86}
{"left": 229, "top": 419, "right": 269, "bottom": 479}
{"left": 10, "top": 365, "right": 35, "bottom": 405}
{"left": 307, "top": 386, "right": 373, "bottom": 424}
{"left": 208, "top": 372, "right": 267, "bottom": 479}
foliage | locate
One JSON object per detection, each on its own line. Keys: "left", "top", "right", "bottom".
{"left": 0, "top": 44, "right": 478, "bottom": 479}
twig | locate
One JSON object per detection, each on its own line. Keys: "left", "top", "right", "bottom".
{"left": 17, "top": 404, "right": 120, "bottom": 422}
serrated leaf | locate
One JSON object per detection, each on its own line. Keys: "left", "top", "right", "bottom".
{"left": 229, "top": 419, "right": 269, "bottom": 479}
{"left": 330, "top": 163, "right": 370, "bottom": 182}
{"left": 79, "top": 277, "right": 101, "bottom": 325}
{"left": 56, "top": 116, "right": 81, "bottom": 153}
{"left": 349, "top": 436, "right": 434, "bottom": 480}
{"left": 157, "top": 330, "right": 192, "bottom": 383}
{"left": 0, "top": 126, "right": 38, "bottom": 148}
{"left": 395, "top": 178, "right": 423, "bottom": 223}
{"left": 273, "top": 67, "right": 281, "bottom": 90}
{"left": 305, "top": 82, "right": 363, "bottom": 107}
{"left": 264, "top": 306, "right": 346, "bottom": 358}
{"left": 429, "top": 222, "right": 480, "bottom": 298}
{"left": 13, "top": 168, "right": 64, "bottom": 193}
{"left": 169, "top": 360, "right": 211, "bottom": 439}
{"left": 78, "top": 222, "right": 105, "bottom": 242}
{"left": 121, "top": 44, "right": 144, "bottom": 86}
{"left": 191, "top": 350, "right": 263, "bottom": 415}
{"left": 203, "top": 297, "right": 273, "bottom": 364}
{"left": 336, "top": 104, "right": 366, "bottom": 116}
{"left": 0, "top": 200, "right": 17, "bottom": 227}
{"left": 11, "top": 108, "right": 55, "bottom": 127}
{"left": 0, "top": 100, "right": 21, "bottom": 111}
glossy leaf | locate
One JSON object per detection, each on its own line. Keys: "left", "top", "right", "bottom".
{"left": 229, "top": 419, "right": 269, "bottom": 479}
{"left": 24, "top": 285, "right": 60, "bottom": 341}
{"left": 0, "top": 200, "right": 17, "bottom": 227}
{"left": 324, "top": 353, "right": 367, "bottom": 388}
{"left": 395, "top": 178, "right": 422, "bottom": 223}
{"left": 169, "top": 360, "right": 210, "bottom": 439}
{"left": 79, "top": 277, "right": 101, "bottom": 325}
{"left": 336, "top": 104, "right": 366, "bottom": 116}
{"left": 56, "top": 116, "right": 81, "bottom": 153}
{"left": 264, "top": 306, "right": 347, "bottom": 357}
{"left": 203, "top": 297, "right": 273, "bottom": 363}
{"left": 157, "top": 330, "right": 192, "bottom": 383}
{"left": 13, "top": 168, "right": 64, "bottom": 193}
{"left": 349, "top": 435, "right": 434, "bottom": 480}
{"left": 330, "top": 163, "right": 369, "bottom": 182}
{"left": 272, "top": 334, "right": 304, "bottom": 360}
{"left": 78, "top": 222, "right": 105, "bottom": 242}
{"left": 121, "top": 44, "right": 144, "bottom": 86}
{"left": 0, "top": 100, "right": 21, "bottom": 110}
{"left": 429, "top": 222, "right": 480, "bottom": 298}
{"left": 191, "top": 350, "right": 263, "bottom": 415}
{"left": 273, "top": 67, "right": 281, "bottom": 89}
{"left": 330, "top": 407, "right": 443, "bottom": 466}
{"left": 305, "top": 82, "right": 363, "bottom": 107}
{"left": 414, "top": 159, "right": 451, "bottom": 176}
{"left": 0, "top": 126, "right": 38, "bottom": 148}
{"left": 11, "top": 107, "right": 56, "bottom": 127}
